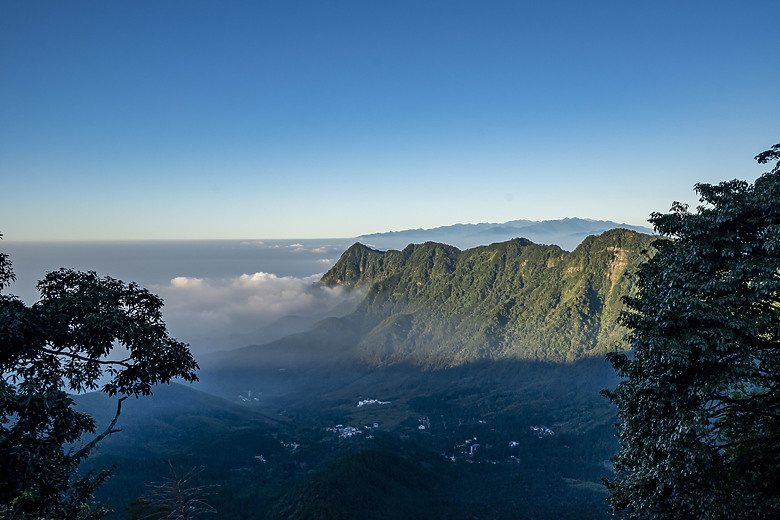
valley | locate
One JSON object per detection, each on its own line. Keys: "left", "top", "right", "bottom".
{"left": 82, "top": 358, "right": 618, "bottom": 519}
{"left": 76, "top": 229, "right": 655, "bottom": 519}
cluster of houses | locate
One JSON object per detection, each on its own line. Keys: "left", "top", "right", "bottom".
{"left": 327, "top": 423, "right": 381, "bottom": 439}
{"left": 451, "top": 437, "right": 481, "bottom": 460}
{"left": 357, "top": 398, "right": 390, "bottom": 407}
{"left": 449, "top": 428, "right": 557, "bottom": 463}
{"left": 281, "top": 441, "right": 300, "bottom": 451}
{"left": 531, "top": 425, "right": 554, "bottom": 438}
{"left": 238, "top": 390, "right": 261, "bottom": 402}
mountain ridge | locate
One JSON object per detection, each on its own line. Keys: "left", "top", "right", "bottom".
{"left": 319, "top": 228, "right": 654, "bottom": 366}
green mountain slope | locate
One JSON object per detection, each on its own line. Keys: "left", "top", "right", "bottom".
{"left": 320, "top": 228, "right": 655, "bottom": 366}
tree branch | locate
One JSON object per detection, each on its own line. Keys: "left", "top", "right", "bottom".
{"left": 40, "top": 347, "right": 133, "bottom": 369}
{"left": 70, "top": 396, "right": 127, "bottom": 462}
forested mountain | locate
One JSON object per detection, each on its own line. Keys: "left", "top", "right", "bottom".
{"left": 321, "top": 228, "right": 654, "bottom": 366}
{"left": 206, "top": 228, "right": 655, "bottom": 384}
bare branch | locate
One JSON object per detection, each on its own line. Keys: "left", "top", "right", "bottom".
{"left": 70, "top": 396, "right": 127, "bottom": 462}
{"left": 144, "top": 463, "right": 217, "bottom": 519}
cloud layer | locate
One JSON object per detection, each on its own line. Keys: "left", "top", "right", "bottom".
{"left": 154, "top": 272, "right": 364, "bottom": 353}
{"left": 2, "top": 239, "right": 360, "bottom": 355}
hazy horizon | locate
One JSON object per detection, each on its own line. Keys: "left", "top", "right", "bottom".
{"left": 2, "top": 216, "right": 652, "bottom": 354}
{"left": 0, "top": 215, "right": 650, "bottom": 243}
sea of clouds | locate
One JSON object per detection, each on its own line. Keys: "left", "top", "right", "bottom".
{"left": 3, "top": 239, "right": 363, "bottom": 353}
{"left": 153, "top": 270, "right": 365, "bottom": 352}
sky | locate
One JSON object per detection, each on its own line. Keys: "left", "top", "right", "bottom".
{"left": 1, "top": 0, "right": 778, "bottom": 242}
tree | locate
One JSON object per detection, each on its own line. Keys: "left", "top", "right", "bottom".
{"left": 141, "top": 463, "right": 217, "bottom": 520}
{"left": 602, "top": 145, "right": 780, "bottom": 519}
{"left": 0, "top": 236, "right": 198, "bottom": 519}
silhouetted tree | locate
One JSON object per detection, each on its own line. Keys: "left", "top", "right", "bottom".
{"left": 0, "top": 235, "right": 198, "bottom": 519}
{"left": 603, "top": 144, "right": 780, "bottom": 519}
{"left": 755, "top": 142, "right": 780, "bottom": 173}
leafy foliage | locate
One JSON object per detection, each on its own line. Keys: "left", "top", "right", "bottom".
{"left": 603, "top": 146, "right": 780, "bottom": 519}
{"left": 321, "top": 229, "right": 654, "bottom": 365}
{"left": 0, "top": 233, "right": 14, "bottom": 292}
{"left": 0, "top": 241, "right": 198, "bottom": 519}
{"left": 755, "top": 142, "right": 780, "bottom": 173}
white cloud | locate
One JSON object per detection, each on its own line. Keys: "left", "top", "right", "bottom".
{"left": 154, "top": 272, "right": 364, "bottom": 353}
{"left": 170, "top": 276, "right": 205, "bottom": 289}
{"left": 235, "top": 272, "right": 289, "bottom": 287}
{"left": 274, "top": 244, "right": 337, "bottom": 255}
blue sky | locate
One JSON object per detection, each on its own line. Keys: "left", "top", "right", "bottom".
{"left": 1, "top": 0, "right": 777, "bottom": 241}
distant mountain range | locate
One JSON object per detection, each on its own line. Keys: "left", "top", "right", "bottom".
{"left": 356, "top": 217, "right": 654, "bottom": 251}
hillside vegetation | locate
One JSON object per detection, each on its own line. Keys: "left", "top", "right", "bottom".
{"left": 320, "top": 228, "right": 655, "bottom": 366}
